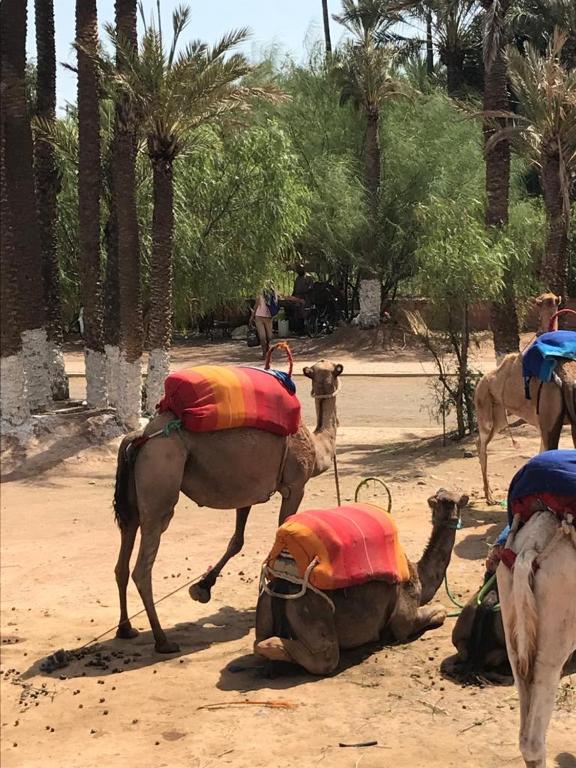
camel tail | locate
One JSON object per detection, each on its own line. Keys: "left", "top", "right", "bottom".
{"left": 510, "top": 549, "right": 538, "bottom": 679}
{"left": 113, "top": 433, "right": 142, "bottom": 529}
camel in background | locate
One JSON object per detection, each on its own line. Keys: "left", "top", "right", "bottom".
{"left": 255, "top": 489, "right": 468, "bottom": 675}
{"left": 497, "top": 505, "right": 576, "bottom": 767}
{"left": 475, "top": 293, "right": 576, "bottom": 503}
{"left": 112, "top": 360, "right": 343, "bottom": 653}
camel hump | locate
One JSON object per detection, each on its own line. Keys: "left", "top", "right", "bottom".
{"left": 266, "top": 503, "right": 411, "bottom": 591}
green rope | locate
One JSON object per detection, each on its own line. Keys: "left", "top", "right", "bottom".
{"left": 162, "top": 418, "right": 182, "bottom": 436}
{"left": 476, "top": 572, "right": 501, "bottom": 613}
{"left": 444, "top": 573, "right": 465, "bottom": 611}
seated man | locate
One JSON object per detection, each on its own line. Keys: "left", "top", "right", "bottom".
{"left": 289, "top": 264, "right": 314, "bottom": 334}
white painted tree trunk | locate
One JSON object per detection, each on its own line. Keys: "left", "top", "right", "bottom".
{"left": 48, "top": 343, "right": 69, "bottom": 400}
{"left": 84, "top": 347, "right": 108, "bottom": 408}
{"left": 105, "top": 344, "right": 120, "bottom": 408}
{"left": 117, "top": 353, "right": 142, "bottom": 430}
{"left": 21, "top": 327, "right": 51, "bottom": 411}
{"left": 0, "top": 353, "right": 30, "bottom": 432}
{"left": 145, "top": 347, "right": 169, "bottom": 415}
{"left": 358, "top": 279, "right": 381, "bottom": 329}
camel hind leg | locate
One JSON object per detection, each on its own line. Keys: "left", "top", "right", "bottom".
{"left": 115, "top": 519, "right": 139, "bottom": 639}
{"left": 131, "top": 435, "right": 187, "bottom": 653}
{"left": 475, "top": 385, "right": 508, "bottom": 505}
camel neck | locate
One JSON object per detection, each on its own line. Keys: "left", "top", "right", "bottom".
{"left": 311, "top": 395, "right": 338, "bottom": 476}
{"left": 314, "top": 395, "right": 337, "bottom": 434}
{"left": 416, "top": 522, "right": 457, "bottom": 606}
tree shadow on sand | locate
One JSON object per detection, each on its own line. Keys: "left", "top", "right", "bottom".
{"left": 21, "top": 606, "right": 255, "bottom": 681}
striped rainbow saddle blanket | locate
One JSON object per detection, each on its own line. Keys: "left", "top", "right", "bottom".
{"left": 265, "top": 503, "right": 411, "bottom": 591}
{"left": 157, "top": 365, "right": 301, "bottom": 436}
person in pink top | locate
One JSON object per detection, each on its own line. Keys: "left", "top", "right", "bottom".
{"left": 251, "top": 285, "right": 278, "bottom": 358}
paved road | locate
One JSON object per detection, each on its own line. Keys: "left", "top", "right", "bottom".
{"left": 68, "top": 374, "right": 453, "bottom": 431}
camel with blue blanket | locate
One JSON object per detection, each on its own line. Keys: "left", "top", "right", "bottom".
{"left": 475, "top": 293, "right": 576, "bottom": 503}
{"left": 496, "top": 450, "right": 576, "bottom": 768}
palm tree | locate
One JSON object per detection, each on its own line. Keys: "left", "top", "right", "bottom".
{"left": 333, "top": 0, "right": 409, "bottom": 326}
{"left": 106, "top": 5, "right": 283, "bottom": 411}
{"left": 399, "top": 0, "right": 482, "bottom": 94}
{"left": 113, "top": 0, "right": 143, "bottom": 428}
{"left": 1, "top": 122, "right": 30, "bottom": 430}
{"left": 322, "top": 0, "right": 333, "bottom": 57}
{"left": 76, "top": 0, "right": 107, "bottom": 407}
{"left": 34, "top": 0, "right": 69, "bottom": 400}
{"left": 487, "top": 31, "right": 576, "bottom": 295}
{"left": 510, "top": 0, "right": 576, "bottom": 69}
{"left": 482, "top": 0, "right": 519, "bottom": 361}
{"left": 1, "top": 0, "right": 51, "bottom": 412}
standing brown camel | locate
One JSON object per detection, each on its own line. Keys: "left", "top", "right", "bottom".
{"left": 475, "top": 293, "right": 576, "bottom": 503}
{"left": 113, "top": 360, "right": 343, "bottom": 653}
{"left": 255, "top": 489, "right": 468, "bottom": 675}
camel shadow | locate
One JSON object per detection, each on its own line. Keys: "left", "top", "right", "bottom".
{"left": 556, "top": 753, "right": 576, "bottom": 768}
{"left": 454, "top": 522, "right": 506, "bottom": 561}
{"left": 216, "top": 641, "right": 397, "bottom": 692}
{"left": 22, "top": 606, "right": 255, "bottom": 681}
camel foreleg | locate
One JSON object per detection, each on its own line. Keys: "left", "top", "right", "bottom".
{"left": 255, "top": 589, "right": 339, "bottom": 675}
{"left": 189, "top": 507, "right": 251, "bottom": 604}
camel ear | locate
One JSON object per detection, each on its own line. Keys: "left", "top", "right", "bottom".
{"left": 303, "top": 366, "right": 313, "bottom": 379}
{"left": 535, "top": 296, "right": 543, "bottom": 306}
{"left": 427, "top": 495, "right": 438, "bottom": 509}
{"left": 334, "top": 364, "right": 343, "bottom": 376}
{"left": 458, "top": 494, "right": 469, "bottom": 509}
{"left": 557, "top": 295, "right": 563, "bottom": 306}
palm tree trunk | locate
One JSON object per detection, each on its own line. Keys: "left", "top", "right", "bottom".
{"left": 321, "top": 0, "right": 332, "bottom": 58}
{"left": 34, "top": 0, "right": 69, "bottom": 401}
{"left": 541, "top": 154, "right": 569, "bottom": 298}
{"left": 145, "top": 155, "right": 174, "bottom": 413}
{"left": 483, "top": 2, "right": 519, "bottom": 363}
{"left": 1, "top": 120, "right": 30, "bottom": 430}
{"left": 358, "top": 105, "right": 381, "bottom": 329}
{"left": 114, "top": 0, "right": 143, "bottom": 428}
{"left": 426, "top": 9, "right": 434, "bottom": 76}
{"left": 76, "top": 0, "right": 107, "bottom": 406}
{"left": 1, "top": 0, "right": 51, "bottom": 412}
{"left": 104, "top": 192, "right": 121, "bottom": 407}
{"left": 445, "top": 50, "right": 465, "bottom": 96}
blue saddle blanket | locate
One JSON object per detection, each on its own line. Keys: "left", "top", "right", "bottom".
{"left": 522, "top": 330, "right": 576, "bottom": 398}
{"left": 506, "top": 449, "right": 576, "bottom": 525}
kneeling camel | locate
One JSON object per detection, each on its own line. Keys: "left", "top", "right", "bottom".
{"left": 255, "top": 489, "right": 468, "bottom": 675}
{"left": 113, "top": 360, "right": 343, "bottom": 653}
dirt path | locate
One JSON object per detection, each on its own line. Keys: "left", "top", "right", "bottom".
{"left": 1, "top": 379, "right": 574, "bottom": 767}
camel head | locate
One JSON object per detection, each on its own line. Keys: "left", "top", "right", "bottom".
{"left": 535, "top": 292, "right": 562, "bottom": 334}
{"left": 303, "top": 360, "right": 343, "bottom": 398}
{"left": 427, "top": 488, "right": 469, "bottom": 529}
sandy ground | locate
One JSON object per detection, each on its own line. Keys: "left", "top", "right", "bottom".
{"left": 1, "top": 358, "right": 575, "bottom": 768}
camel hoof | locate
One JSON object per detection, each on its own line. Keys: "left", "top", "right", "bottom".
{"left": 189, "top": 583, "right": 211, "bottom": 604}
{"left": 155, "top": 640, "right": 180, "bottom": 654}
{"left": 116, "top": 625, "right": 139, "bottom": 640}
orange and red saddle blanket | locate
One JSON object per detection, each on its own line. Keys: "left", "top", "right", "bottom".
{"left": 266, "top": 503, "right": 411, "bottom": 591}
{"left": 157, "top": 365, "right": 301, "bottom": 436}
